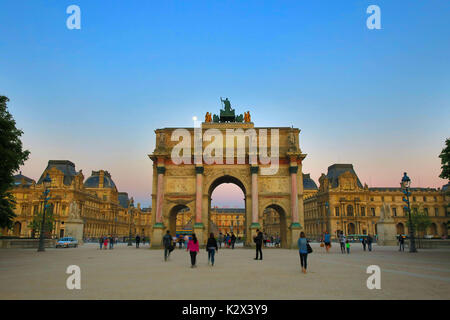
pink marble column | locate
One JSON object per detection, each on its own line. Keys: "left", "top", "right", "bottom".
{"left": 251, "top": 166, "right": 259, "bottom": 224}
{"left": 155, "top": 166, "right": 166, "bottom": 223}
{"left": 290, "top": 165, "right": 299, "bottom": 224}
{"left": 195, "top": 166, "right": 204, "bottom": 223}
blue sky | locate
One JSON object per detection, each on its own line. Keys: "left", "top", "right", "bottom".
{"left": 1, "top": 0, "right": 449, "bottom": 207}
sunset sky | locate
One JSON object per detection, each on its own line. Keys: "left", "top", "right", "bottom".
{"left": 1, "top": 0, "right": 449, "bottom": 208}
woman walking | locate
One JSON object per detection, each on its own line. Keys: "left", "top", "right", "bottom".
{"left": 323, "top": 231, "right": 331, "bottom": 253}
{"left": 206, "top": 233, "right": 218, "bottom": 266}
{"left": 103, "top": 236, "right": 108, "bottom": 250}
{"left": 297, "top": 232, "right": 309, "bottom": 273}
{"left": 187, "top": 233, "right": 200, "bottom": 268}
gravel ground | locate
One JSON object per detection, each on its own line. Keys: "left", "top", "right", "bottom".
{"left": 0, "top": 242, "right": 449, "bottom": 300}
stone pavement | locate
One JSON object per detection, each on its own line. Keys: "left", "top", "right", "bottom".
{"left": 0, "top": 242, "right": 449, "bottom": 299}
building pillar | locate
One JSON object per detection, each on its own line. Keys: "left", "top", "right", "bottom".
{"left": 194, "top": 166, "right": 205, "bottom": 245}
{"left": 250, "top": 165, "right": 260, "bottom": 229}
{"left": 151, "top": 159, "right": 166, "bottom": 247}
{"left": 289, "top": 162, "right": 301, "bottom": 247}
{"left": 155, "top": 165, "right": 166, "bottom": 225}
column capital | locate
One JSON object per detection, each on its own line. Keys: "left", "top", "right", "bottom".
{"left": 156, "top": 166, "right": 166, "bottom": 174}
{"left": 195, "top": 166, "right": 204, "bottom": 174}
{"left": 250, "top": 166, "right": 259, "bottom": 174}
{"left": 153, "top": 222, "right": 165, "bottom": 229}
{"left": 289, "top": 166, "right": 298, "bottom": 174}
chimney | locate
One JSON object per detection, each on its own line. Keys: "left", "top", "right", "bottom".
{"left": 99, "top": 170, "right": 104, "bottom": 188}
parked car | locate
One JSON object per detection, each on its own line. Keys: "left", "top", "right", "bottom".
{"left": 56, "top": 237, "right": 78, "bottom": 248}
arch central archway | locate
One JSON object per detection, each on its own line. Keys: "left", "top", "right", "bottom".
{"left": 207, "top": 175, "right": 248, "bottom": 244}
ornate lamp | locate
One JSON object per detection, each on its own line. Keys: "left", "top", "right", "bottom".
{"left": 37, "top": 174, "right": 52, "bottom": 252}
{"left": 400, "top": 172, "right": 417, "bottom": 252}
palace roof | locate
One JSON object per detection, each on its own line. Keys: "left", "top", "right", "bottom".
{"left": 84, "top": 170, "right": 116, "bottom": 189}
{"left": 303, "top": 173, "right": 318, "bottom": 190}
{"left": 37, "top": 160, "right": 78, "bottom": 186}
{"left": 326, "top": 164, "right": 363, "bottom": 188}
{"left": 13, "top": 172, "right": 35, "bottom": 187}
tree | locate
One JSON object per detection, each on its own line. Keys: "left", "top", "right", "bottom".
{"left": 0, "top": 96, "right": 30, "bottom": 229}
{"left": 439, "top": 138, "right": 450, "bottom": 180}
{"left": 410, "top": 209, "right": 432, "bottom": 238}
{"left": 28, "top": 207, "right": 55, "bottom": 238}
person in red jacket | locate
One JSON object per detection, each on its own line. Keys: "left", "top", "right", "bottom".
{"left": 186, "top": 233, "right": 200, "bottom": 268}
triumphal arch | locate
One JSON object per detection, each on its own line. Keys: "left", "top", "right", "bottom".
{"left": 149, "top": 99, "right": 307, "bottom": 248}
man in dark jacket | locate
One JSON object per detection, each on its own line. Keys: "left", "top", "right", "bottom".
{"left": 254, "top": 229, "right": 263, "bottom": 260}
{"left": 367, "top": 234, "right": 373, "bottom": 251}
{"left": 231, "top": 233, "right": 236, "bottom": 249}
{"left": 135, "top": 234, "right": 141, "bottom": 248}
{"left": 163, "top": 230, "right": 173, "bottom": 261}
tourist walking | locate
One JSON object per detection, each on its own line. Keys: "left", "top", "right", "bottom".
{"left": 184, "top": 234, "right": 189, "bottom": 249}
{"left": 254, "top": 229, "right": 263, "bottom": 260}
{"left": 135, "top": 234, "right": 141, "bottom": 248}
{"left": 398, "top": 234, "right": 405, "bottom": 251}
{"left": 206, "top": 233, "right": 218, "bottom": 266}
{"left": 187, "top": 233, "right": 200, "bottom": 268}
{"left": 339, "top": 232, "right": 346, "bottom": 254}
{"left": 231, "top": 232, "right": 236, "bottom": 249}
{"left": 346, "top": 240, "right": 351, "bottom": 254}
{"left": 361, "top": 237, "right": 367, "bottom": 251}
{"left": 297, "top": 232, "right": 310, "bottom": 273}
{"left": 367, "top": 234, "right": 373, "bottom": 251}
{"left": 163, "top": 230, "right": 173, "bottom": 261}
{"left": 109, "top": 235, "right": 114, "bottom": 249}
{"left": 103, "top": 236, "right": 108, "bottom": 250}
{"left": 99, "top": 236, "right": 104, "bottom": 250}
{"left": 263, "top": 232, "right": 268, "bottom": 247}
{"left": 217, "top": 232, "right": 223, "bottom": 249}
{"left": 323, "top": 231, "right": 331, "bottom": 253}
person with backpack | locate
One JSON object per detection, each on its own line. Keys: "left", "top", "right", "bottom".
{"left": 367, "top": 234, "right": 373, "bottom": 251}
{"left": 135, "top": 234, "right": 141, "bottom": 248}
{"left": 187, "top": 233, "right": 200, "bottom": 268}
{"left": 109, "top": 235, "right": 114, "bottom": 249}
{"left": 253, "top": 229, "right": 263, "bottom": 260}
{"left": 217, "top": 232, "right": 223, "bottom": 249}
{"left": 99, "top": 236, "right": 104, "bottom": 250}
{"left": 206, "top": 233, "right": 218, "bottom": 266}
{"left": 297, "top": 232, "right": 311, "bottom": 273}
{"left": 323, "top": 231, "right": 331, "bottom": 253}
{"left": 339, "top": 232, "right": 346, "bottom": 254}
{"left": 230, "top": 232, "right": 236, "bottom": 249}
{"left": 163, "top": 230, "right": 173, "bottom": 261}
{"left": 398, "top": 234, "right": 405, "bottom": 251}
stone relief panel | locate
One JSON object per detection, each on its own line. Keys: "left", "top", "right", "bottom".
{"left": 165, "top": 177, "right": 195, "bottom": 194}
{"left": 259, "top": 177, "right": 290, "bottom": 194}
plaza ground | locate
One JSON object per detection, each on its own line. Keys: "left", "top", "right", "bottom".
{"left": 0, "top": 242, "right": 449, "bottom": 300}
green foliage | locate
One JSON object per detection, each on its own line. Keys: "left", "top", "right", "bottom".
{"left": 0, "top": 96, "right": 30, "bottom": 229}
{"left": 28, "top": 207, "right": 55, "bottom": 237}
{"left": 439, "top": 138, "right": 450, "bottom": 180}
{"left": 410, "top": 210, "right": 432, "bottom": 237}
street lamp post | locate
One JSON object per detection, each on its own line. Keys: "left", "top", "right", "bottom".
{"left": 38, "top": 174, "right": 52, "bottom": 252}
{"left": 401, "top": 172, "right": 417, "bottom": 252}
{"left": 127, "top": 198, "right": 134, "bottom": 246}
